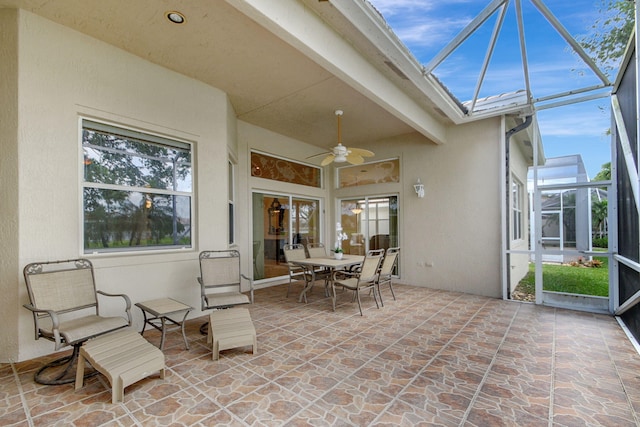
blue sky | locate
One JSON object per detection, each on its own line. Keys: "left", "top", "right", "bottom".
{"left": 368, "top": 0, "right": 615, "bottom": 178}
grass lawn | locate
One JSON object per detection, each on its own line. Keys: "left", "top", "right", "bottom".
{"left": 515, "top": 256, "right": 609, "bottom": 297}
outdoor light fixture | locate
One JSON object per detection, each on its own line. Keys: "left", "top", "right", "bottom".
{"left": 414, "top": 178, "right": 425, "bottom": 198}
{"left": 165, "top": 11, "right": 186, "bottom": 24}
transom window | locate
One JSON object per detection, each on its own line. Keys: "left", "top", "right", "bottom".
{"left": 82, "top": 120, "right": 193, "bottom": 253}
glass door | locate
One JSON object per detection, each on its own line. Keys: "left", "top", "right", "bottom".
{"left": 252, "top": 193, "right": 320, "bottom": 280}
{"left": 339, "top": 195, "right": 399, "bottom": 270}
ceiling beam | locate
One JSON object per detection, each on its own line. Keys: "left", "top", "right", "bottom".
{"left": 226, "top": 0, "right": 447, "bottom": 144}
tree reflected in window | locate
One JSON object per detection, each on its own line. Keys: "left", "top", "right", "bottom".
{"left": 82, "top": 121, "right": 192, "bottom": 253}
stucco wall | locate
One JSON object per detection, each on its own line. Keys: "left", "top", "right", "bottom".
{"left": 8, "top": 11, "right": 234, "bottom": 362}
{"left": 0, "top": 9, "right": 20, "bottom": 362}
{"left": 331, "top": 118, "right": 504, "bottom": 298}
{"left": 240, "top": 119, "right": 504, "bottom": 298}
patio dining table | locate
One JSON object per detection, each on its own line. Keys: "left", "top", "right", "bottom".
{"left": 291, "top": 255, "right": 364, "bottom": 310}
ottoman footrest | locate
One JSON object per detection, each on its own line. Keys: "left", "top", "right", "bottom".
{"left": 75, "top": 328, "right": 165, "bottom": 403}
{"left": 208, "top": 308, "right": 257, "bottom": 360}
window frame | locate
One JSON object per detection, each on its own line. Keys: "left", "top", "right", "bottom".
{"left": 228, "top": 157, "right": 236, "bottom": 246}
{"left": 512, "top": 177, "right": 524, "bottom": 241}
{"left": 81, "top": 118, "right": 194, "bottom": 254}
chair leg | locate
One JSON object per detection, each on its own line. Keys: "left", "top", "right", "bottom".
{"left": 200, "top": 321, "right": 209, "bottom": 335}
{"left": 389, "top": 282, "right": 396, "bottom": 301}
{"left": 355, "top": 288, "right": 363, "bottom": 316}
{"left": 34, "top": 344, "right": 98, "bottom": 386}
{"left": 370, "top": 285, "right": 380, "bottom": 309}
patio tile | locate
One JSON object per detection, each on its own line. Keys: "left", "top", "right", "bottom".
{"left": 4, "top": 283, "right": 640, "bottom": 426}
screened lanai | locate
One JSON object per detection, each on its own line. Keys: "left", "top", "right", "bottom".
{"left": 528, "top": 154, "right": 593, "bottom": 263}
{"left": 4, "top": 3, "right": 640, "bottom": 424}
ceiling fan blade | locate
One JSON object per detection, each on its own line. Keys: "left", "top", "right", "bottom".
{"left": 320, "top": 154, "right": 335, "bottom": 166}
{"left": 346, "top": 153, "right": 365, "bottom": 165}
{"left": 349, "top": 147, "right": 374, "bottom": 157}
{"left": 306, "top": 151, "right": 331, "bottom": 160}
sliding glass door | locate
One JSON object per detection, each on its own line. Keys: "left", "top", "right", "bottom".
{"left": 338, "top": 195, "right": 399, "bottom": 258}
{"left": 252, "top": 193, "right": 320, "bottom": 280}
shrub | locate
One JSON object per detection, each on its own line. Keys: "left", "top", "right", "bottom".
{"left": 593, "top": 237, "right": 608, "bottom": 248}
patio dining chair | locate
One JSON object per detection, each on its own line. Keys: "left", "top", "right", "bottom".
{"left": 23, "top": 258, "right": 132, "bottom": 385}
{"left": 283, "top": 244, "right": 313, "bottom": 300}
{"left": 306, "top": 242, "right": 332, "bottom": 293}
{"left": 377, "top": 247, "right": 399, "bottom": 306}
{"left": 331, "top": 250, "right": 383, "bottom": 316}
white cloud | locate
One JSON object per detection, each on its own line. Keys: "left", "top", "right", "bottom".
{"left": 537, "top": 102, "right": 610, "bottom": 138}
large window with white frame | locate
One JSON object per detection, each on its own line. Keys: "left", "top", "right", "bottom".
{"left": 82, "top": 119, "right": 193, "bottom": 253}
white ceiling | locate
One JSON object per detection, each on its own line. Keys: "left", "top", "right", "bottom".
{"left": 2, "top": 0, "right": 454, "bottom": 152}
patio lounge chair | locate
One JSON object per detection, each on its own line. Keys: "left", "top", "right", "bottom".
{"left": 23, "top": 258, "right": 132, "bottom": 385}
{"left": 198, "top": 250, "right": 251, "bottom": 333}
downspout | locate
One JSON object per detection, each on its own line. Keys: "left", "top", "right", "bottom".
{"left": 504, "top": 115, "right": 533, "bottom": 299}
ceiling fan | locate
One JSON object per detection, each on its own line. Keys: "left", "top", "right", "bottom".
{"left": 308, "top": 110, "right": 374, "bottom": 166}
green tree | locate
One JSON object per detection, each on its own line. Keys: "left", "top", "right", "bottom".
{"left": 83, "top": 129, "right": 189, "bottom": 249}
{"left": 592, "top": 199, "right": 608, "bottom": 239}
{"left": 592, "top": 162, "right": 611, "bottom": 181}
{"left": 576, "top": 0, "right": 634, "bottom": 77}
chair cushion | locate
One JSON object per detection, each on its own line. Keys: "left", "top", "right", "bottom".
{"left": 42, "top": 315, "right": 130, "bottom": 345}
{"left": 334, "top": 277, "right": 360, "bottom": 290}
{"left": 205, "top": 292, "right": 250, "bottom": 308}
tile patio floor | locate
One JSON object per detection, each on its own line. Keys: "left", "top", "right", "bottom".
{"left": 2, "top": 283, "right": 640, "bottom": 426}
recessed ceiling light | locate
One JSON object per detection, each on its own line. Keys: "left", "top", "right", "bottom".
{"left": 165, "top": 11, "right": 186, "bottom": 24}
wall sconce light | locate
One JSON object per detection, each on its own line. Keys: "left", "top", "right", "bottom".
{"left": 414, "top": 178, "right": 425, "bottom": 198}
{"left": 268, "top": 198, "right": 282, "bottom": 214}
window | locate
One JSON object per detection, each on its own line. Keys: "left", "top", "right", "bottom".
{"left": 251, "top": 151, "right": 322, "bottom": 188}
{"left": 339, "top": 196, "right": 399, "bottom": 259}
{"left": 228, "top": 159, "right": 236, "bottom": 245}
{"left": 512, "top": 178, "right": 523, "bottom": 241}
{"left": 82, "top": 120, "right": 192, "bottom": 253}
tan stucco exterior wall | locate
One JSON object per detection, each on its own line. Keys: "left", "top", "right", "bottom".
{"left": 330, "top": 117, "right": 505, "bottom": 298}
{"left": 4, "top": 11, "right": 235, "bottom": 362}
{"left": 0, "top": 9, "right": 20, "bottom": 362}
